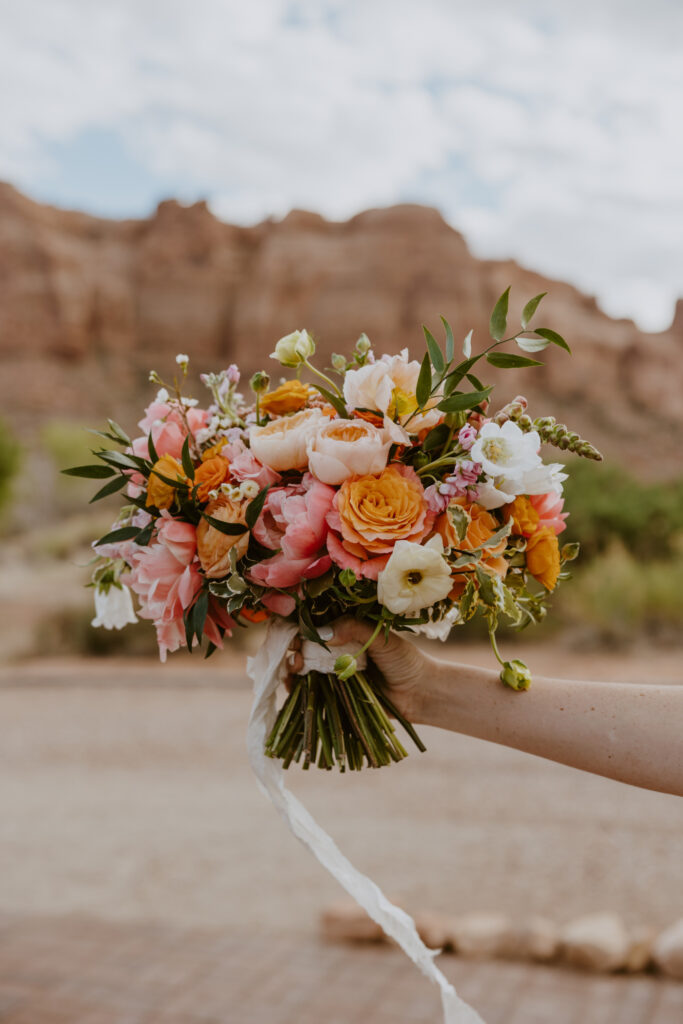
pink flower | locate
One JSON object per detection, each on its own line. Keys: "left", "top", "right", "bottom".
{"left": 223, "top": 439, "right": 280, "bottom": 489}
{"left": 424, "top": 484, "right": 449, "bottom": 515}
{"left": 249, "top": 474, "right": 335, "bottom": 590}
{"left": 262, "top": 591, "right": 297, "bottom": 617}
{"left": 529, "top": 492, "right": 568, "bottom": 535}
{"left": 132, "top": 403, "right": 210, "bottom": 461}
{"left": 458, "top": 424, "right": 478, "bottom": 451}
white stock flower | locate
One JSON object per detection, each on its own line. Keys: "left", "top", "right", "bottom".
{"left": 377, "top": 536, "right": 452, "bottom": 616}
{"left": 270, "top": 329, "right": 315, "bottom": 367}
{"left": 91, "top": 584, "right": 138, "bottom": 630}
{"left": 470, "top": 421, "right": 541, "bottom": 479}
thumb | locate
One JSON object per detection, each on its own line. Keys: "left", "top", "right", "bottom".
{"left": 328, "top": 618, "right": 424, "bottom": 685}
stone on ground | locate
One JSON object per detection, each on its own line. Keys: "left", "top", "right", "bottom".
{"left": 320, "top": 900, "right": 385, "bottom": 943}
{"left": 449, "top": 912, "right": 513, "bottom": 958}
{"left": 653, "top": 919, "right": 683, "bottom": 979}
{"left": 561, "top": 912, "right": 630, "bottom": 972}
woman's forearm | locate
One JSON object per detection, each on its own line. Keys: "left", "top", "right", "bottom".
{"left": 416, "top": 659, "right": 683, "bottom": 796}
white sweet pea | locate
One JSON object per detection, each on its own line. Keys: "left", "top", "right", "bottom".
{"left": 270, "top": 329, "right": 315, "bottom": 367}
{"left": 91, "top": 584, "right": 138, "bottom": 630}
{"left": 377, "top": 536, "right": 452, "bottom": 616}
{"left": 470, "top": 421, "right": 541, "bottom": 479}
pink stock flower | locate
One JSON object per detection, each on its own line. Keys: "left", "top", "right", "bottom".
{"left": 529, "top": 492, "right": 569, "bottom": 535}
{"left": 458, "top": 423, "right": 478, "bottom": 451}
{"left": 249, "top": 474, "right": 335, "bottom": 590}
{"left": 424, "top": 484, "right": 449, "bottom": 515}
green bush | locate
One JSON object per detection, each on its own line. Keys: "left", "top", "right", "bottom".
{"left": 0, "top": 418, "right": 19, "bottom": 516}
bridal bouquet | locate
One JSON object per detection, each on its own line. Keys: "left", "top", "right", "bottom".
{"left": 69, "top": 288, "right": 600, "bottom": 772}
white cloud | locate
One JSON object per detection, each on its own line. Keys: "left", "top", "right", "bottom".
{"left": 0, "top": 0, "right": 681, "bottom": 330}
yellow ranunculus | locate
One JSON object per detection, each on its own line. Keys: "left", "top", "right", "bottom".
{"left": 146, "top": 454, "right": 187, "bottom": 510}
{"left": 259, "top": 380, "right": 313, "bottom": 417}
{"left": 525, "top": 526, "right": 561, "bottom": 590}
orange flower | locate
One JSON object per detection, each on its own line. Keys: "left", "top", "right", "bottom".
{"left": 503, "top": 495, "right": 540, "bottom": 537}
{"left": 146, "top": 455, "right": 187, "bottom": 510}
{"left": 193, "top": 456, "right": 231, "bottom": 503}
{"left": 435, "top": 498, "right": 508, "bottom": 597}
{"left": 196, "top": 496, "right": 249, "bottom": 578}
{"left": 335, "top": 464, "right": 430, "bottom": 556}
{"left": 525, "top": 527, "right": 560, "bottom": 590}
{"left": 260, "top": 380, "right": 313, "bottom": 417}
{"left": 352, "top": 408, "right": 385, "bottom": 429}
{"left": 201, "top": 442, "right": 227, "bottom": 462}
{"left": 240, "top": 607, "right": 269, "bottom": 623}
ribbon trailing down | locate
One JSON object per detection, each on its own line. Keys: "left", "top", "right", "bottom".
{"left": 246, "top": 618, "right": 485, "bottom": 1024}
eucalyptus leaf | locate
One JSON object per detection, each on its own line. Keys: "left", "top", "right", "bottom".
{"left": 486, "top": 352, "right": 543, "bottom": 369}
{"left": 437, "top": 387, "right": 492, "bottom": 413}
{"left": 89, "top": 475, "right": 128, "bottom": 502}
{"left": 423, "top": 326, "right": 444, "bottom": 374}
{"left": 148, "top": 431, "right": 159, "bottom": 464}
{"left": 441, "top": 316, "right": 454, "bottom": 363}
{"left": 95, "top": 526, "right": 140, "bottom": 546}
{"left": 203, "top": 513, "right": 248, "bottom": 536}
{"left": 516, "top": 335, "right": 550, "bottom": 353}
{"left": 62, "top": 464, "right": 117, "bottom": 479}
{"left": 533, "top": 327, "right": 571, "bottom": 353}
{"left": 489, "top": 286, "right": 510, "bottom": 342}
{"left": 181, "top": 436, "right": 195, "bottom": 480}
{"left": 462, "top": 329, "right": 473, "bottom": 358}
{"left": 520, "top": 292, "right": 547, "bottom": 329}
{"left": 312, "top": 384, "right": 349, "bottom": 418}
{"left": 415, "top": 351, "right": 432, "bottom": 408}
{"left": 107, "top": 419, "right": 132, "bottom": 445}
{"left": 193, "top": 589, "right": 209, "bottom": 641}
{"left": 245, "top": 486, "right": 270, "bottom": 529}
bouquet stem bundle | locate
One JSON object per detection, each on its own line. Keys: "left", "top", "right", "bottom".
{"left": 265, "top": 666, "right": 426, "bottom": 771}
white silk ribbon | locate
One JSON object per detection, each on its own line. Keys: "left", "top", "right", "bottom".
{"left": 246, "top": 618, "right": 484, "bottom": 1024}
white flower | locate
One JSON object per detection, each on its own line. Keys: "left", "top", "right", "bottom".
{"left": 475, "top": 478, "right": 517, "bottom": 510}
{"left": 249, "top": 407, "right": 326, "bottom": 471}
{"left": 519, "top": 461, "right": 568, "bottom": 496}
{"left": 270, "top": 329, "right": 315, "bottom": 367}
{"left": 470, "top": 421, "right": 541, "bottom": 479}
{"left": 175, "top": 353, "right": 189, "bottom": 368}
{"left": 343, "top": 349, "right": 442, "bottom": 435}
{"left": 306, "top": 418, "right": 391, "bottom": 485}
{"left": 377, "top": 536, "right": 452, "bottom": 616}
{"left": 156, "top": 387, "right": 169, "bottom": 403}
{"left": 411, "top": 605, "right": 461, "bottom": 641}
{"left": 91, "top": 584, "right": 138, "bottom": 630}
{"left": 239, "top": 479, "right": 260, "bottom": 499}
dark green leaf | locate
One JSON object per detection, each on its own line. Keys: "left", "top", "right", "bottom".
{"left": 415, "top": 352, "right": 432, "bottom": 408}
{"left": 148, "top": 432, "right": 159, "bottom": 464}
{"left": 489, "top": 286, "right": 510, "bottom": 341}
{"left": 62, "top": 464, "right": 116, "bottom": 479}
{"left": 89, "top": 475, "right": 128, "bottom": 503}
{"left": 204, "top": 641, "right": 218, "bottom": 659}
{"left": 437, "top": 387, "right": 492, "bottom": 413}
{"left": 203, "top": 513, "right": 248, "bottom": 536}
{"left": 486, "top": 352, "right": 543, "bottom": 369}
{"left": 107, "top": 419, "right": 132, "bottom": 445}
{"left": 95, "top": 526, "right": 140, "bottom": 546}
{"left": 181, "top": 436, "right": 195, "bottom": 480}
{"left": 97, "top": 450, "right": 145, "bottom": 471}
{"left": 135, "top": 521, "right": 155, "bottom": 546}
{"left": 184, "top": 604, "right": 196, "bottom": 651}
{"left": 423, "top": 326, "right": 444, "bottom": 374}
{"left": 194, "top": 589, "right": 209, "bottom": 640}
{"left": 441, "top": 316, "right": 454, "bottom": 363}
{"left": 422, "top": 423, "right": 450, "bottom": 452}
{"left": 520, "top": 291, "right": 547, "bottom": 329}
{"left": 245, "top": 486, "right": 270, "bottom": 530}
{"left": 442, "top": 355, "right": 480, "bottom": 390}
{"left": 533, "top": 327, "right": 571, "bottom": 353}
{"left": 312, "top": 384, "right": 348, "bottom": 418}
{"left": 466, "top": 372, "right": 485, "bottom": 390}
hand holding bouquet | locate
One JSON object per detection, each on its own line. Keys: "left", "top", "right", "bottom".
{"left": 69, "top": 288, "right": 601, "bottom": 772}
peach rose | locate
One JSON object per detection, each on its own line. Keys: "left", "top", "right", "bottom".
{"left": 326, "top": 464, "right": 431, "bottom": 579}
{"left": 343, "top": 350, "right": 443, "bottom": 435}
{"left": 307, "top": 419, "right": 391, "bottom": 485}
{"left": 259, "top": 380, "right": 313, "bottom": 417}
{"left": 196, "top": 496, "right": 249, "bottom": 578}
{"left": 146, "top": 455, "right": 187, "bottom": 510}
{"left": 193, "top": 456, "right": 231, "bottom": 503}
{"left": 436, "top": 498, "right": 508, "bottom": 597}
{"left": 249, "top": 407, "right": 326, "bottom": 472}
{"left": 525, "top": 527, "right": 560, "bottom": 591}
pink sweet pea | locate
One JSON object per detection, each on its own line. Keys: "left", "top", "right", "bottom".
{"left": 529, "top": 492, "right": 568, "bottom": 535}
{"left": 249, "top": 474, "right": 335, "bottom": 590}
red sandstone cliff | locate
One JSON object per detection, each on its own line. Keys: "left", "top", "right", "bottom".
{"left": 1, "top": 183, "right": 681, "bottom": 473}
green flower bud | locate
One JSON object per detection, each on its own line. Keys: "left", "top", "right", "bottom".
{"left": 338, "top": 568, "right": 357, "bottom": 588}
{"left": 331, "top": 353, "right": 347, "bottom": 372}
{"left": 355, "top": 333, "right": 371, "bottom": 355}
{"left": 500, "top": 659, "right": 532, "bottom": 691}
{"left": 334, "top": 653, "right": 358, "bottom": 681}
{"left": 270, "top": 329, "right": 315, "bottom": 368}
{"left": 560, "top": 542, "right": 580, "bottom": 563}
{"left": 250, "top": 370, "right": 270, "bottom": 394}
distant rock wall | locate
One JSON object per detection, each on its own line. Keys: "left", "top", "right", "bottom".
{"left": 1, "top": 183, "right": 681, "bottom": 474}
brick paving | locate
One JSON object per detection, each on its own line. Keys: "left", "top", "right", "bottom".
{"left": 0, "top": 914, "right": 682, "bottom": 1024}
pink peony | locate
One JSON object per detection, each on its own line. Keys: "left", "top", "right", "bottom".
{"left": 223, "top": 439, "right": 280, "bottom": 489}
{"left": 249, "top": 474, "right": 335, "bottom": 590}
{"left": 132, "top": 403, "right": 210, "bottom": 461}
{"left": 529, "top": 492, "right": 568, "bottom": 535}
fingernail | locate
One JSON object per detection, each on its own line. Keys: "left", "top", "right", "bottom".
{"left": 319, "top": 626, "right": 334, "bottom": 641}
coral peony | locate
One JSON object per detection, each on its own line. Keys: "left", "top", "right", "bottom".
{"left": 529, "top": 491, "right": 568, "bottom": 535}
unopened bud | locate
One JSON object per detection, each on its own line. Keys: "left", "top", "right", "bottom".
{"left": 270, "top": 329, "right": 315, "bottom": 367}
{"left": 250, "top": 371, "right": 270, "bottom": 394}
{"left": 355, "top": 333, "right": 371, "bottom": 355}
{"left": 560, "top": 542, "right": 580, "bottom": 563}
{"left": 500, "top": 659, "right": 532, "bottom": 692}
{"left": 334, "top": 653, "right": 358, "bottom": 681}
{"left": 331, "top": 353, "right": 347, "bottom": 372}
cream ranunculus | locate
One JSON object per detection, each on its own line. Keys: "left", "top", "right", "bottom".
{"left": 377, "top": 536, "right": 452, "bottom": 616}
{"left": 306, "top": 419, "right": 392, "bottom": 485}
{"left": 270, "top": 329, "right": 315, "bottom": 368}
{"left": 249, "top": 407, "right": 325, "bottom": 471}
{"left": 91, "top": 583, "right": 138, "bottom": 630}
{"left": 343, "top": 349, "right": 443, "bottom": 436}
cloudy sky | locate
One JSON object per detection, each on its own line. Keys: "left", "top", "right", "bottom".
{"left": 1, "top": 0, "right": 681, "bottom": 331}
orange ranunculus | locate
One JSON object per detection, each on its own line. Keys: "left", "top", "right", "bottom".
{"left": 240, "top": 607, "right": 270, "bottom": 623}
{"left": 193, "top": 456, "right": 231, "bottom": 503}
{"left": 196, "top": 496, "right": 249, "bottom": 578}
{"left": 503, "top": 495, "right": 540, "bottom": 537}
{"left": 334, "top": 464, "right": 430, "bottom": 556}
{"left": 436, "top": 497, "right": 508, "bottom": 597}
{"left": 201, "top": 442, "right": 227, "bottom": 462}
{"left": 260, "top": 380, "right": 313, "bottom": 417}
{"left": 525, "top": 527, "right": 561, "bottom": 591}
{"left": 146, "top": 454, "right": 187, "bottom": 510}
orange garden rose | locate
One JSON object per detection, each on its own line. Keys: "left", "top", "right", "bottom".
{"left": 525, "top": 526, "right": 561, "bottom": 590}
{"left": 196, "top": 495, "right": 249, "bottom": 577}
{"left": 193, "top": 456, "right": 231, "bottom": 502}
{"left": 435, "top": 497, "right": 508, "bottom": 598}
{"left": 334, "top": 464, "right": 430, "bottom": 557}
{"left": 503, "top": 495, "right": 540, "bottom": 537}
{"left": 259, "top": 380, "right": 313, "bottom": 417}
{"left": 146, "top": 454, "right": 187, "bottom": 510}
{"left": 201, "top": 442, "right": 227, "bottom": 461}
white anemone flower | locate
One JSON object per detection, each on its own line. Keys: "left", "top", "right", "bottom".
{"left": 474, "top": 478, "right": 517, "bottom": 510}
{"left": 519, "top": 462, "right": 568, "bottom": 496}
{"left": 91, "top": 584, "right": 138, "bottom": 630}
{"left": 471, "top": 421, "right": 541, "bottom": 479}
{"left": 377, "top": 536, "right": 452, "bottom": 616}
{"left": 411, "top": 605, "right": 461, "bottom": 641}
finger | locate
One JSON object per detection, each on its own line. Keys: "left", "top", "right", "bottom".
{"left": 327, "top": 617, "right": 374, "bottom": 648}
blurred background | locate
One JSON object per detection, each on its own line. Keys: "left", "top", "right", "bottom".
{"left": 0, "top": 1, "right": 682, "bottom": 1021}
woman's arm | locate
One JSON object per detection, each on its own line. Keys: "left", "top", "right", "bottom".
{"left": 320, "top": 621, "right": 683, "bottom": 797}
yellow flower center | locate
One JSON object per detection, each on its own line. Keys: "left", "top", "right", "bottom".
{"left": 388, "top": 387, "right": 418, "bottom": 419}
{"left": 482, "top": 438, "right": 508, "bottom": 462}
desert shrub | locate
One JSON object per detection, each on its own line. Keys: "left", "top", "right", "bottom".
{"left": 35, "top": 604, "right": 161, "bottom": 658}
{"left": 41, "top": 419, "right": 118, "bottom": 515}
{"left": 0, "top": 418, "right": 20, "bottom": 517}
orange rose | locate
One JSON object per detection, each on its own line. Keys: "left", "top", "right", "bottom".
{"left": 525, "top": 527, "right": 560, "bottom": 590}
{"left": 193, "top": 456, "right": 231, "bottom": 503}
{"left": 240, "top": 607, "right": 269, "bottom": 623}
{"left": 260, "top": 380, "right": 314, "bottom": 417}
{"left": 201, "top": 442, "right": 227, "bottom": 461}
{"left": 503, "top": 495, "right": 540, "bottom": 537}
{"left": 146, "top": 454, "right": 187, "bottom": 510}
{"left": 335, "top": 464, "right": 430, "bottom": 556}
{"left": 436, "top": 498, "right": 508, "bottom": 597}
{"left": 196, "top": 496, "right": 249, "bottom": 578}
